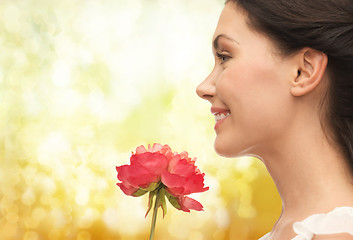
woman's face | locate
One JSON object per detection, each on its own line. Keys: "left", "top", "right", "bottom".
{"left": 197, "top": 2, "right": 297, "bottom": 157}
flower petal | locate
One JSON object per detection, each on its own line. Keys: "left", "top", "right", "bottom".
{"left": 150, "top": 143, "right": 163, "bottom": 152}
{"left": 162, "top": 171, "right": 208, "bottom": 196}
{"left": 161, "top": 171, "right": 186, "bottom": 189}
{"left": 116, "top": 182, "right": 139, "bottom": 196}
{"left": 130, "top": 152, "right": 168, "bottom": 175}
{"left": 178, "top": 196, "right": 204, "bottom": 212}
{"left": 165, "top": 187, "right": 186, "bottom": 196}
{"left": 183, "top": 173, "right": 209, "bottom": 194}
{"left": 168, "top": 155, "right": 181, "bottom": 171}
{"left": 159, "top": 144, "right": 173, "bottom": 160}
{"left": 170, "top": 158, "right": 196, "bottom": 177}
{"left": 117, "top": 165, "right": 159, "bottom": 188}
{"left": 135, "top": 145, "right": 147, "bottom": 154}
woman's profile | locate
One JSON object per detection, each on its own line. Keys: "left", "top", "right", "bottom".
{"left": 197, "top": 0, "right": 353, "bottom": 239}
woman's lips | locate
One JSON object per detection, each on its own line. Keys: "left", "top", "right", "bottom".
{"left": 211, "top": 107, "right": 231, "bottom": 129}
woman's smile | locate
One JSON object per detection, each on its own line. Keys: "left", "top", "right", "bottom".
{"left": 211, "top": 107, "right": 231, "bottom": 130}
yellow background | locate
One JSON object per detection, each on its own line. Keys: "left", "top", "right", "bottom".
{"left": 0, "top": 0, "right": 281, "bottom": 239}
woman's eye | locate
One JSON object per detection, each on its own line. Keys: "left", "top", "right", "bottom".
{"left": 216, "top": 52, "right": 231, "bottom": 64}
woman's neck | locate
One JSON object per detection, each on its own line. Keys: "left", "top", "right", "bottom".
{"left": 259, "top": 117, "right": 353, "bottom": 220}
{"left": 256, "top": 120, "right": 353, "bottom": 239}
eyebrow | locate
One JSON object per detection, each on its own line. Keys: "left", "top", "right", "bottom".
{"left": 213, "top": 34, "right": 240, "bottom": 50}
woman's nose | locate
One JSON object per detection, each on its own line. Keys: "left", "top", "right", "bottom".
{"left": 196, "top": 70, "right": 217, "bottom": 101}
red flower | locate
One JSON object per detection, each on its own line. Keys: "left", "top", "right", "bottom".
{"left": 116, "top": 144, "right": 170, "bottom": 196}
{"left": 116, "top": 143, "right": 209, "bottom": 214}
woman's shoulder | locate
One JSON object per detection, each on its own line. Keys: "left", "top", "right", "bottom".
{"left": 292, "top": 207, "right": 353, "bottom": 239}
{"left": 313, "top": 233, "right": 353, "bottom": 240}
{"left": 259, "top": 207, "right": 353, "bottom": 240}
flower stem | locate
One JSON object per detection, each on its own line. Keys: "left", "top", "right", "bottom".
{"left": 149, "top": 189, "right": 160, "bottom": 240}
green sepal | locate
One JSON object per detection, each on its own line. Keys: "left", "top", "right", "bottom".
{"left": 142, "top": 182, "right": 160, "bottom": 192}
{"left": 145, "top": 191, "right": 156, "bottom": 217}
{"left": 144, "top": 185, "right": 169, "bottom": 218}
{"left": 165, "top": 191, "right": 181, "bottom": 210}
{"left": 132, "top": 188, "right": 148, "bottom": 197}
{"left": 159, "top": 188, "right": 167, "bottom": 218}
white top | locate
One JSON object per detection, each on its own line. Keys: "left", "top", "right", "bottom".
{"left": 259, "top": 207, "right": 353, "bottom": 240}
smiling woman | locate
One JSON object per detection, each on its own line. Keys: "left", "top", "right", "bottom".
{"left": 3, "top": 0, "right": 286, "bottom": 239}
{"left": 197, "top": 0, "right": 353, "bottom": 239}
{"left": 198, "top": 3, "right": 296, "bottom": 158}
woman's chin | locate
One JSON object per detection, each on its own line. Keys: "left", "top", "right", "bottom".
{"left": 214, "top": 139, "right": 243, "bottom": 158}
{"left": 214, "top": 136, "right": 258, "bottom": 158}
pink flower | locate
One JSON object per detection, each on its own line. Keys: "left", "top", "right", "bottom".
{"left": 116, "top": 144, "right": 170, "bottom": 196}
{"left": 116, "top": 143, "right": 209, "bottom": 214}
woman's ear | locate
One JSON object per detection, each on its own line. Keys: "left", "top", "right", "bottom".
{"left": 290, "top": 48, "right": 328, "bottom": 97}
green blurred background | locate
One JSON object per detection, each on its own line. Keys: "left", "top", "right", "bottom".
{"left": 0, "top": 0, "right": 281, "bottom": 239}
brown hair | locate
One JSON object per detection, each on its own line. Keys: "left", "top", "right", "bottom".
{"left": 226, "top": 0, "right": 353, "bottom": 172}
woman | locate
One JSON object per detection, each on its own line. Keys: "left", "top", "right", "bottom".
{"left": 196, "top": 0, "right": 353, "bottom": 239}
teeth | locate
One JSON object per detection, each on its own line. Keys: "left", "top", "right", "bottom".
{"left": 214, "top": 112, "right": 230, "bottom": 121}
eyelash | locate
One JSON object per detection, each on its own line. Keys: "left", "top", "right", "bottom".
{"left": 216, "top": 52, "right": 231, "bottom": 64}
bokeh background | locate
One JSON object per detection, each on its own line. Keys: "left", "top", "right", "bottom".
{"left": 0, "top": 0, "right": 282, "bottom": 239}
